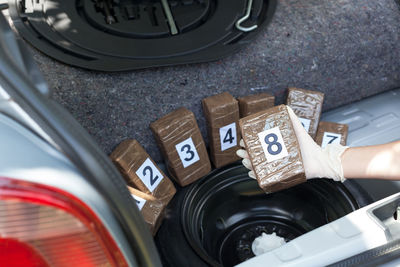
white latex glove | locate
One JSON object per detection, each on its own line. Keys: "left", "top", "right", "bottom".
{"left": 236, "top": 106, "right": 348, "bottom": 182}
{"left": 237, "top": 139, "right": 257, "bottom": 179}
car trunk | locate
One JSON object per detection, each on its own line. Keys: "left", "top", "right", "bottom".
{"left": 17, "top": 0, "right": 400, "bottom": 163}
{"left": 2, "top": 0, "right": 400, "bottom": 266}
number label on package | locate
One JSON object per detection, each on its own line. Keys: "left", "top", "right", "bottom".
{"left": 321, "top": 132, "right": 342, "bottom": 148}
{"left": 136, "top": 158, "right": 163, "bottom": 192}
{"left": 219, "top": 122, "right": 237, "bottom": 151}
{"left": 131, "top": 194, "right": 146, "bottom": 210}
{"left": 175, "top": 137, "right": 200, "bottom": 168}
{"left": 299, "top": 118, "right": 311, "bottom": 132}
{"left": 258, "top": 127, "right": 289, "bottom": 162}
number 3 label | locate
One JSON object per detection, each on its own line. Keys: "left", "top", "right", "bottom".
{"left": 321, "top": 132, "right": 341, "bottom": 148}
{"left": 175, "top": 137, "right": 200, "bottom": 168}
{"left": 219, "top": 122, "right": 237, "bottom": 151}
{"left": 258, "top": 127, "right": 289, "bottom": 162}
{"left": 136, "top": 158, "right": 164, "bottom": 192}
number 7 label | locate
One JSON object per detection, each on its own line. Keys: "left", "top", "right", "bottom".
{"left": 258, "top": 127, "right": 289, "bottom": 162}
{"left": 321, "top": 132, "right": 342, "bottom": 148}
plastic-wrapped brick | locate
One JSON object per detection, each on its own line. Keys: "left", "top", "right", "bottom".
{"left": 150, "top": 107, "right": 211, "bottom": 186}
{"left": 238, "top": 93, "right": 275, "bottom": 118}
{"left": 202, "top": 92, "right": 240, "bottom": 168}
{"left": 128, "top": 186, "right": 165, "bottom": 236}
{"left": 315, "top": 121, "right": 348, "bottom": 148}
{"left": 239, "top": 105, "right": 306, "bottom": 193}
{"left": 110, "top": 140, "right": 176, "bottom": 235}
{"left": 286, "top": 88, "right": 324, "bottom": 138}
{"left": 110, "top": 139, "right": 176, "bottom": 201}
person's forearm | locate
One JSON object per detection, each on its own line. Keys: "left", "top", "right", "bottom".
{"left": 341, "top": 141, "right": 400, "bottom": 180}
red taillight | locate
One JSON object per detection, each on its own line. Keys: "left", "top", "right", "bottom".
{"left": 0, "top": 177, "right": 128, "bottom": 267}
{"left": 0, "top": 238, "right": 49, "bottom": 267}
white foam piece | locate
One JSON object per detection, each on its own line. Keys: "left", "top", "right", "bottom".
{"left": 251, "top": 232, "right": 286, "bottom": 256}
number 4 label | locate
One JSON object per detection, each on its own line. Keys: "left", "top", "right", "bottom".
{"left": 219, "top": 122, "right": 237, "bottom": 151}
{"left": 258, "top": 127, "right": 289, "bottom": 162}
{"left": 321, "top": 132, "right": 342, "bottom": 148}
{"left": 136, "top": 158, "right": 164, "bottom": 192}
{"left": 176, "top": 137, "right": 200, "bottom": 168}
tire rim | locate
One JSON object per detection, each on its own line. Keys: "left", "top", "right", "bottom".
{"left": 181, "top": 164, "right": 359, "bottom": 266}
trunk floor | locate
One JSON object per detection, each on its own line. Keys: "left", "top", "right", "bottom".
{"left": 22, "top": 0, "right": 400, "bottom": 161}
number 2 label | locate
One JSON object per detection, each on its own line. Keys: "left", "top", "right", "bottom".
{"left": 219, "top": 122, "right": 237, "bottom": 151}
{"left": 258, "top": 127, "right": 289, "bottom": 162}
{"left": 175, "top": 137, "right": 200, "bottom": 168}
{"left": 136, "top": 158, "right": 164, "bottom": 192}
{"left": 321, "top": 132, "right": 342, "bottom": 148}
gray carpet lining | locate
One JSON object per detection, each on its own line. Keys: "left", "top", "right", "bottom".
{"left": 24, "top": 0, "right": 400, "bottom": 162}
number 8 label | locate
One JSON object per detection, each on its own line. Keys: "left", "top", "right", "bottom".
{"left": 136, "top": 158, "right": 164, "bottom": 192}
{"left": 258, "top": 127, "right": 289, "bottom": 162}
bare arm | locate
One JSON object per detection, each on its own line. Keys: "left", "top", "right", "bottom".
{"left": 341, "top": 141, "right": 400, "bottom": 180}
{"left": 237, "top": 106, "right": 400, "bottom": 182}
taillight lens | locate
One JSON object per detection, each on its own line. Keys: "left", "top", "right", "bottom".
{"left": 0, "top": 177, "right": 128, "bottom": 267}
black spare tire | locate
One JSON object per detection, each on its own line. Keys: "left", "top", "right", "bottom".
{"left": 155, "top": 163, "right": 367, "bottom": 267}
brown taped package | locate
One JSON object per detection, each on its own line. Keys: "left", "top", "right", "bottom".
{"left": 239, "top": 105, "right": 306, "bottom": 193}
{"left": 110, "top": 140, "right": 176, "bottom": 235}
{"left": 150, "top": 107, "right": 211, "bottom": 186}
{"left": 286, "top": 88, "right": 324, "bottom": 138}
{"left": 315, "top": 121, "right": 348, "bottom": 148}
{"left": 238, "top": 93, "right": 275, "bottom": 118}
{"left": 109, "top": 139, "right": 176, "bottom": 199}
{"left": 127, "top": 186, "right": 165, "bottom": 236}
{"left": 202, "top": 92, "right": 241, "bottom": 168}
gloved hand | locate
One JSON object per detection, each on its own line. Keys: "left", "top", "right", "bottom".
{"left": 236, "top": 106, "right": 348, "bottom": 182}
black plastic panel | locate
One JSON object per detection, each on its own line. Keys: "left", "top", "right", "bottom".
{"left": 9, "top": 0, "right": 277, "bottom": 71}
